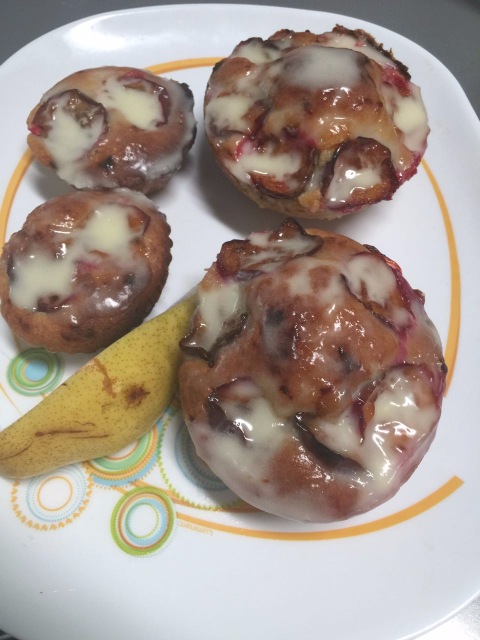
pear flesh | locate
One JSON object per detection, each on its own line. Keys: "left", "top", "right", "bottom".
{"left": 0, "top": 296, "right": 196, "bottom": 478}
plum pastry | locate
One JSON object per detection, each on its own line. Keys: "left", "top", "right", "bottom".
{"left": 204, "top": 26, "right": 429, "bottom": 219}
{"left": 27, "top": 66, "right": 196, "bottom": 194}
{"left": 0, "top": 189, "right": 172, "bottom": 353}
{"left": 179, "top": 219, "right": 446, "bottom": 522}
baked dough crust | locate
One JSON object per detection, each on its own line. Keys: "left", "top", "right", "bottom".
{"left": 179, "top": 219, "right": 446, "bottom": 522}
{"left": 204, "top": 26, "right": 429, "bottom": 220}
{"left": 0, "top": 189, "right": 172, "bottom": 353}
{"left": 27, "top": 66, "right": 196, "bottom": 194}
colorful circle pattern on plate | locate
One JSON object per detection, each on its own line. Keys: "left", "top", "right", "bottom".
{"left": 7, "top": 347, "right": 64, "bottom": 396}
{"left": 85, "top": 424, "right": 160, "bottom": 487}
{"left": 110, "top": 486, "right": 176, "bottom": 556}
{"left": 11, "top": 465, "right": 92, "bottom": 530}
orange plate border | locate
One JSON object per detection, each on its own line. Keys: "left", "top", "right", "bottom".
{"left": 0, "top": 57, "right": 463, "bottom": 541}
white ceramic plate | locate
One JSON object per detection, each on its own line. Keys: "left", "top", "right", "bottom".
{"left": 0, "top": 5, "right": 479, "bottom": 640}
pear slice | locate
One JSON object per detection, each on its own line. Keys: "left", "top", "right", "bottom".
{"left": 0, "top": 294, "right": 196, "bottom": 478}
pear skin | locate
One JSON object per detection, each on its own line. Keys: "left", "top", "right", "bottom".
{"left": 0, "top": 295, "right": 196, "bottom": 478}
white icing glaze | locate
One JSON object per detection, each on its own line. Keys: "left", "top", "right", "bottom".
{"left": 148, "top": 78, "right": 197, "bottom": 178}
{"left": 206, "top": 29, "right": 429, "bottom": 209}
{"left": 310, "top": 367, "right": 435, "bottom": 495}
{"left": 222, "top": 390, "right": 290, "bottom": 451}
{"left": 197, "top": 363, "right": 439, "bottom": 517}
{"left": 361, "top": 369, "right": 440, "bottom": 488}
{"left": 310, "top": 410, "right": 361, "bottom": 458}
{"left": 320, "top": 32, "right": 395, "bottom": 68}
{"left": 246, "top": 230, "right": 314, "bottom": 259}
{"left": 39, "top": 70, "right": 196, "bottom": 190}
{"left": 281, "top": 45, "right": 362, "bottom": 90}
{"left": 190, "top": 415, "right": 297, "bottom": 519}
{"left": 320, "top": 28, "right": 429, "bottom": 156}
{"left": 326, "top": 164, "right": 383, "bottom": 206}
{"left": 391, "top": 88, "right": 429, "bottom": 153}
{"left": 344, "top": 253, "right": 396, "bottom": 306}
{"left": 10, "top": 202, "right": 146, "bottom": 311}
{"left": 194, "top": 388, "right": 295, "bottom": 507}
{"left": 184, "top": 222, "right": 445, "bottom": 521}
{"left": 209, "top": 366, "right": 437, "bottom": 509}
{"left": 204, "top": 94, "right": 252, "bottom": 132}
{"left": 44, "top": 93, "right": 104, "bottom": 181}
{"left": 198, "top": 280, "right": 243, "bottom": 351}
{"left": 196, "top": 229, "right": 322, "bottom": 350}
{"left": 98, "top": 77, "right": 164, "bottom": 129}
{"left": 233, "top": 40, "right": 282, "bottom": 64}
{"left": 9, "top": 250, "right": 74, "bottom": 310}
{"left": 226, "top": 145, "right": 302, "bottom": 185}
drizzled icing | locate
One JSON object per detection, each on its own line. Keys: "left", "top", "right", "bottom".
{"left": 205, "top": 26, "right": 429, "bottom": 218}
{"left": 9, "top": 201, "right": 147, "bottom": 312}
{"left": 7, "top": 189, "right": 157, "bottom": 325}
{"left": 180, "top": 220, "right": 446, "bottom": 522}
{"left": 28, "top": 67, "right": 196, "bottom": 193}
{"left": 0, "top": 188, "right": 172, "bottom": 354}
{"left": 326, "top": 164, "right": 383, "bottom": 206}
{"left": 42, "top": 93, "right": 105, "bottom": 172}
{"left": 97, "top": 76, "right": 166, "bottom": 129}
{"left": 279, "top": 45, "right": 362, "bottom": 89}
{"left": 343, "top": 252, "right": 397, "bottom": 305}
{"left": 197, "top": 280, "right": 244, "bottom": 353}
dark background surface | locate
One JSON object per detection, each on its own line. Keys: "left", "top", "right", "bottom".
{"left": 0, "top": 1, "right": 479, "bottom": 639}
{"left": 1, "top": 0, "right": 479, "bottom": 116}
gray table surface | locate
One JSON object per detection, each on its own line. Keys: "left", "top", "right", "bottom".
{"left": 0, "top": 1, "right": 479, "bottom": 639}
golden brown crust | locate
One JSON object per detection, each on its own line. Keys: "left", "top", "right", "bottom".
{"left": 27, "top": 66, "right": 196, "bottom": 194}
{"left": 204, "top": 27, "right": 429, "bottom": 220}
{"left": 0, "top": 189, "right": 172, "bottom": 353}
{"left": 179, "top": 220, "right": 446, "bottom": 522}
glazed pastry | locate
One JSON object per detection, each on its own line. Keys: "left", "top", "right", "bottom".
{"left": 27, "top": 66, "right": 196, "bottom": 194}
{"left": 204, "top": 26, "right": 429, "bottom": 219}
{"left": 179, "top": 219, "right": 446, "bottom": 522}
{"left": 0, "top": 189, "right": 172, "bottom": 353}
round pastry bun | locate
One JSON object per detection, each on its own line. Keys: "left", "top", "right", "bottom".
{"left": 204, "top": 26, "right": 429, "bottom": 220}
{"left": 0, "top": 188, "right": 172, "bottom": 353}
{"left": 27, "top": 66, "right": 197, "bottom": 194}
{"left": 179, "top": 219, "right": 446, "bottom": 522}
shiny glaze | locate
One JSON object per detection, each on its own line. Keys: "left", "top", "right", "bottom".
{"left": 6, "top": 189, "right": 154, "bottom": 322}
{"left": 204, "top": 26, "right": 429, "bottom": 218}
{"left": 180, "top": 220, "right": 446, "bottom": 522}
{"left": 28, "top": 66, "right": 196, "bottom": 193}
